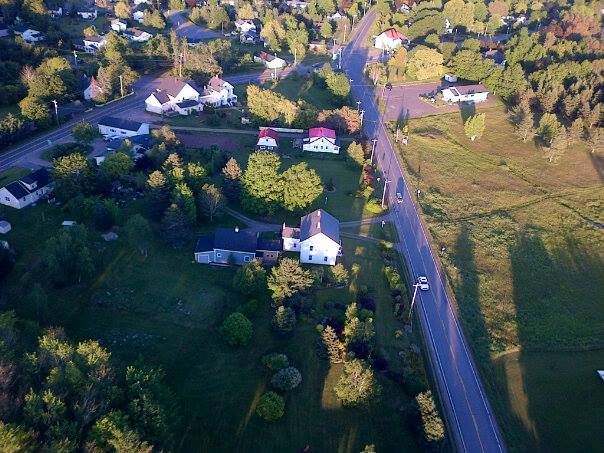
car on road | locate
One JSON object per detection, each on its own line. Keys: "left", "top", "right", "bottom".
{"left": 396, "top": 192, "right": 403, "bottom": 203}
{"left": 417, "top": 276, "right": 429, "bottom": 291}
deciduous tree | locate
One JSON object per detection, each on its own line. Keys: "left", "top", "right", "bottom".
{"left": 268, "top": 258, "right": 313, "bottom": 303}
{"left": 198, "top": 183, "right": 224, "bottom": 222}
{"left": 464, "top": 113, "right": 486, "bottom": 141}
{"left": 281, "top": 163, "right": 323, "bottom": 212}
{"left": 334, "top": 359, "right": 381, "bottom": 406}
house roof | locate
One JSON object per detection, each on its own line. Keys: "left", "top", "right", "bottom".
{"left": 98, "top": 116, "right": 145, "bottom": 132}
{"left": 84, "top": 34, "right": 104, "bottom": 43}
{"left": 258, "top": 51, "right": 278, "bottom": 62}
{"left": 309, "top": 127, "right": 336, "bottom": 139}
{"left": 111, "top": 18, "right": 126, "bottom": 25}
{"left": 282, "top": 226, "right": 300, "bottom": 239}
{"left": 195, "top": 235, "right": 215, "bottom": 253}
{"left": 176, "top": 99, "right": 198, "bottom": 108}
{"left": 151, "top": 89, "right": 171, "bottom": 104}
{"left": 107, "top": 134, "right": 151, "bottom": 151}
{"left": 87, "top": 76, "right": 104, "bottom": 97}
{"left": 453, "top": 83, "right": 488, "bottom": 95}
{"left": 207, "top": 75, "right": 228, "bottom": 92}
{"left": 300, "top": 209, "right": 339, "bottom": 243}
{"left": 214, "top": 228, "right": 258, "bottom": 253}
{"left": 484, "top": 49, "right": 505, "bottom": 64}
{"left": 257, "top": 238, "right": 282, "bottom": 252}
{"left": 156, "top": 77, "right": 201, "bottom": 97}
{"left": 381, "top": 28, "right": 408, "bottom": 41}
{"left": 258, "top": 128, "right": 279, "bottom": 141}
{"left": 3, "top": 168, "right": 50, "bottom": 200}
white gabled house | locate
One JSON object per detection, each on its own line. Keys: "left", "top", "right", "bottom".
{"left": 133, "top": 0, "right": 150, "bottom": 4}
{"left": 0, "top": 168, "right": 52, "bottom": 210}
{"left": 374, "top": 28, "right": 408, "bottom": 51}
{"left": 83, "top": 76, "right": 104, "bottom": 101}
{"left": 441, "top": 84, "right": 489, "bottom": 103}
{"left": 256, "top": 128, "right": 279, "bottom": 150}
{"left": 282, "top": 209, "right": 341, "bottom": 266}
{"left": 111, "top": 18, "right": 128, "bottom": 32}
{"left": 199, "top": 76, "right": 237, "bottom": 107}
{"left": 81, "top": 34, "right": 106, "bottom": 53}
{"left": 234, "top": 19, "right": 256, "bottom": 34}
{"left": 77, "top": 8, "right": 98, "bottom": 20}
{"left": 98, "top": 116, "right": 150, "bottom": 137}
{"left": 254, "top": 51, "right": 286, "bottom": 69}
{"left": 133, "top": 10, "right": 145, "bottom": 23}
{"left": 124, "top": 28, "right": 152, "bottom": 42}
{"left": 145, "top": 77, "right": 204, "bottom": 116}
{"left": 14, "top": 27, "right": 44, "bottom": 43}
{"left": 302, "top": 127, "right": 340, "bottom": 154}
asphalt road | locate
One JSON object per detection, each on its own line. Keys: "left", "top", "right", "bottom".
{"left": 343, "top": 10, "right": 508, "bottom": 453}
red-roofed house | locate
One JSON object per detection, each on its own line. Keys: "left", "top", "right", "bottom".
{"left": 257, "top": 128, "right": 279, "bottom": 150}
{"left": 374, "top": 28, "right": 409, "bottom": 51}
{"left": 303, "top": 127, "right": 339, "bottom": 154}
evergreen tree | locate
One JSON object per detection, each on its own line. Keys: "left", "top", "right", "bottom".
{"left": 125, "top": 214, "right": 152, "bottom": 257}
{"left": 267, "top": 258, "right": 314, "bottom": 304}
{"left": 172, "top": 182, "right": 197, "bottom": 224}
{"left": 146, "top": 171, "right": 170, "bottom": 220}
{"left": 347, "top": 141, "right": 365, "bottom": 166}
{"left": 198, "top": 183, "right": 224, "bottom": 222}
{"left": 233, "top": 259, "right": 266, "bottom": 296}
{"left": 160, "top": 204, "right": 189, "bottom": 247}
{"left": 272, "top": 306, "right": 296, "bottom": 333}
{"left": 322, "top": 325, "right": 344, "bottom": 363}
{"left": 221, "top": 157, "right": 242, "bottom": 201}
{"left": 334, "top": 359, "right": 381, "bottom": 406}
{"left": 44, "top": 225, "right": 95, "bottom": 286}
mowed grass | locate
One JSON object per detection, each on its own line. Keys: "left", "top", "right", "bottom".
{"left": 0, "top": 203, "right": 422, "bottom": 452}
{"left": 0, "top": 167, "right": 29, "bottom": 187}
{"left": 391, "top": 105, "right": 604, "bottom": 453}
{"left": 270, "top": 76, "right": 347, "bottom": 111}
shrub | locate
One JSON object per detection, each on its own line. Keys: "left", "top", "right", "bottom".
{"left": 238, "top": 299, "right": 259, "bottom": 319}
{"left": 256, "top": 391, "right": 285, "bottom": 422}
{"left": 384, "top": 266, "right": 403, "bottom": 291}
{"left": 365, "top": 199, "right": 384, "bottom": 214}
{"left": 416, "top": 390, "right": 446, "bottom": 445}
{"left": 220, "top": 313, "right": 252, "bottom": 346}
{"left": 272, "top": 306, "right": 296, "bottom": 333}
{"left": 271, "top": 366, "right": 302, "bottom": 391}
{"left": 261, "top": 353, "right": 289, "bottom": 371}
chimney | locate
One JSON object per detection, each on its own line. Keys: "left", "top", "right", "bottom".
{"left": 234, "top": 226, "right": 239, "bottom": 233}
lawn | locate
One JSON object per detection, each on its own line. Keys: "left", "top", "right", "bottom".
{"left": 0, "top": 201, "right": 425, "bottom": 452}
{"left": 270, "top": 76, "right": 348, "bottom": 111}
{"left": 0, "top": 167, "right": 29, "bottom": 187}
{"left": 389, "top": 105, "right": 604, "bottom": 453}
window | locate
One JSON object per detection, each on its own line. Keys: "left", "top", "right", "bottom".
{"left": 308, "top": 255, "right": 313, "bottom": 260}
{"left": 216, "top": 252, "right": 222, "bottom": 258}
{"left": 293, "top": 243, "right": 297, "bottom": 248}
{"left": 244, "top": 256, "right": 251, "bottom": 262}
{"left": 324, "top": 256, "right": 328, "bottom": 262}
{"left": 309, "top": 245, "right": 314, "bottom": 251}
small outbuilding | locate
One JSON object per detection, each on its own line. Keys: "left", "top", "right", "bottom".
{"left": 441, "top": 84, "right": 489, "bottom": 103}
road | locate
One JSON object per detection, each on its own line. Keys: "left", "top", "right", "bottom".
{"left": 0, "top": 70, "right": 289, "bottom": 171}
{"left": 343, "top": 10, "right": 508, "bottom": 453}
{"left": 164, "top": 9, "right": 222, "bottom": 41}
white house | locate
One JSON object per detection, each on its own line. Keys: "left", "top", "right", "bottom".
{"left": 133, "top": 10, "right": 145, "bottom": 23}
{"left": 254, "top": 51, "right": 286, "bottom": 69}
{"left": 77, "top": 8, "right": 98, "bottom": 20}
{"left": 98, "top": 116, "right": 150, "bottom": 137}
{"left": 199, "top": 76, "right": 237, "bottom": 107}
{"left": 286, "top": 0, "right": 308, "bottom": 9}
{"left": 302, "top": 127, "right": 340, "bottom": 154}
{"left": 133, "top": 0, "right": 150, "bottom": 4}
{"left": 0, "top": 168, "right": 52, "bottom": 210}
{"left": 234, "top": 19, "right": 256, "bottom": 34}
{"left": 256, "top": 128, "right": 279, "bottom": 150}
{"left": 374, "top": 28, "right": 408, "bottom": 51}
{"left": 111, "top": 18, "right": 128, "bottom": 32}
{"left": 441, "top": 84, "right": 489, "bottom": 103}
{"left": 282, "top": 209, "right": 341, "bottom": 266}
{"left": 145, "top": 77, "right": 204, "bottom": 115}
{"left": 83, "top": 76, "right": 104, "bottom": 101}
{"left": 124, "top": 28, "right": 152, "bottom": 42}
{"left": 444, "top": 73, "right": 458, "bottom": 83}
{"left": 14, "top": 27, "right": 44, "bottom": 43}
{"left": 82, "top": 34, "right": 106, "bottom": 53}
{"left": 194, "top": 228, "right": 258, "bottom": 265}
{"left": 327, "top": 11, "right": 343, "bottom": 21}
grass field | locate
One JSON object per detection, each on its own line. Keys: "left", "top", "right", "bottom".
{"left": 390, "top": 105, "right": 604, "bottom": 452}
{"left": 0, "top": 167, "right": 29, "bottom": 187}
{"left": 270, "top": 76, "right": 347, "bottom": 111}
{"left": 0, "top": 201, "right": 424, "bottom": 452}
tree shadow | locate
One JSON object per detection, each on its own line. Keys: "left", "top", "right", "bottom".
{"left": 588, "top": 149, "right": 604, "bottom": 183}
{"left": 459, "top": 102, "right": 476, "bottom": 123}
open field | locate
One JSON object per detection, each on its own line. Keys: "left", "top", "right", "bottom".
{"left": 390, "top": 105, "right": 604, "bottom": 452}
{"left": 270, "top": 76, "right": 348, "bottom": 111}
{"left": 0, "top": 201, "right": 423, "bottom": 452}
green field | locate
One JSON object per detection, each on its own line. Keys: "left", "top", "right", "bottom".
{"left": 391, "top": 106, "right": 604, "bottom": 452}
{"left": 0, "top": 167, "right": 29, "bottom": 187}
{"left": 271, "top": 76, "right": 347, "bottom": 111}
{"left": 0, "top": 200, "right": 424, "bottom": 452}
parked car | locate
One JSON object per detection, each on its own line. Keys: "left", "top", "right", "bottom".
{"left": 396, "top": 192, "right": 403, "bottom": 203}
{"left": 417, "top": 276, "right": 429, "bottom": 291}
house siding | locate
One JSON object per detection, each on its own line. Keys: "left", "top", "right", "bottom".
{"left": 299, "top": 233, "right": 339, "bottom": 266}
{"left": 213, "top": 249, "right": 256, "bottom": 265}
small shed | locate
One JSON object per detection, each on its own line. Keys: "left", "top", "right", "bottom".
{"left": 0, "top": 220, "right": 11, "bottom": 234}
{"left": 444, "top": 73, "right": 458, "bottom": 83}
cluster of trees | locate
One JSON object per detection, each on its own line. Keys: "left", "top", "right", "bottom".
{"left": 241, "top": 151, "right": 323, "bottom": 215}
{"left": 0, "top": 312, "right": 177, "bottom": 452}
{"left": 256, "top": 353, "right": 302, "bottom": 422}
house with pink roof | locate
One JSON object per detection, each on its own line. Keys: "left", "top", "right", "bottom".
{"left": 302, "top": 127, "right": 340, "bottom": 154}
{"left": 257, "top": 128, "right": 279, "bottom": 150}
{"left": 374, "top": 28, "right": 409, "bottom": 51}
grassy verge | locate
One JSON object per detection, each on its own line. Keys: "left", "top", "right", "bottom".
{"left": 388, "top": 105, "right": 604, "bottom": 453}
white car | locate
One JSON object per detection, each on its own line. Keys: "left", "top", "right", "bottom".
{"left": 396, "top": 192, "right": 403, "bottom": 203}
{"left": 417, "top": 276, "right": 429, "bottom": 291}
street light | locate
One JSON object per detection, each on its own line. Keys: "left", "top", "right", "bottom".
{"left": 381, "top": 178, "right": 391, "bottom": 209}
{"left": 370, "top": 138, "right": 377, "bottom": 163}
{"left": 409, "top": 283, "right": 421, "bottom": 329}
{"left": 356, "top": 100, "right": 361, "bottom": 111}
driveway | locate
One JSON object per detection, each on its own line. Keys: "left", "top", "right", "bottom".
{"left": 165, "top": 9, "right": 221, "bottom": 41}
{"left": 382, "top": 81, "right": 498, "bottom": 120}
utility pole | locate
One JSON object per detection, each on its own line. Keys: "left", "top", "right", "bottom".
{"left": 409, "top": 283, "right": 420, "bottom": 329}
{"left": 52, "top": 100, "right": 58, "bottom": 125}
{"left": 179, "top": 53, "right": 184, "bottom": 78}
{"left": 338, "top": 48, "right": 342, "bottom": 70}
{"left": 73, "top": 49, "right": 78, "bottom": 68}
{"left": 370, "top": 138, "right": 377, "bottom": 163}
{"left": 294, "top": 47, "right": 297, "bottom": 65}
{"left": 381, "top": 178, "right": 391, "bottom": 209}
{"left": 359, "top": 109, "right": 365, "bottom": 127}
{"left": 343, "top": 23, "right": 347, "bottom": 43}
{"left": 356, "top": 100, "right": 361, "bottom": 111}
{"left": 118, "top": 74, "right": 124, "bottom": 97}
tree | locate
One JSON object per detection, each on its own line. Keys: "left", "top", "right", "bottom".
{"left": 143, "top": 9, "right": 166, "bottom": 29}
{"left": 71, "top": 122, "right": 99, "bottom": 145}
{"left": 233, "top": 259, "right": 266, "bottom": 296}
{"left": 99, "top": 152, "right": 134, "bottom": 185}
{"left": 568, "top": 118, "right": 584, "bottom": 146}
{"left": 322, "top": 325, "right": 344, "bottom": 363}
{"left": 146, "top": 171, "right": 170, "bottom": 219}
{"left": 328, "top": 263, "right": 349, "bottom": 286}
{"left": 326, "top": 72, "right": 351, "bottom": 98}
{"left": 452, "top": 50, "right": 494, "bottom": 82}
{"left": 544, "top": 126, "right": 568, "bottom": 163}
{"left": 168, "top": 0, "right": 186, "bottom": 9}
{"left": 464, "top": 113, "right": 486, "bottom": 141}
{"left": 44, "top": 225, "right": 95, "bottom": 286}
{"left": 221, "top": 157, "right": 242, "bottom": 201}
{"left": 320, "top": 20, "right": 333, "bottom": 39}
{"left": 52, "top": 153, "right": 92, "bottom": 201}
{"left": 347, "top": 141, "right": 365, "bottom": 166}
{"left": 272, "top": 306, "right": 296, "bottom": 333}
{"left": 334, "top": 359, "right": 381, "bottom": 406}
{"left": 198, "top": 183, "right": 224, "bottom": 222}
{"left": 114, "top": 1, "right": 131, "bottom": 19}
{"left": 221, "top": 313, "right": 252, "bottom": 346}
{"left": 19, "top": 96, "right": 50, "bottom": 125}
{"left": 271, "top": 366, "right": 302, "bottom": 391}
{"left": 343, "top": 303, "right": 375, "bottom": 347}
{"left": 538, "top": 113, "right": 561, "bottom": 144}
{"left": 237, "top": 3, "right": 254, "bottom": 20}
{"left": 125, "top": 214, "right": 152, "bottom": 257}
{"left": 241, "top": 151, "right": 283, "bottom": 215}
{"left": 0, "top": 422, "right": 36, "bottom": 453}
{"left": 387, "top": 46, "right": 408, "bottom": 79}
{"left": 416, "top": 390, "right": 445, "bottom": 445}
{"left": 513, "top": 106, "right": 535, "bottom": 143}
{"left": 261, "top": 353, "right": 289, "bottom": 371}
{"left": 267, "top": 258, "right": 314, "bottom": 303}
{"left": 281, "top": 163, "right": 323, "bottom": 212}
{"left": 317, "top": 0, "right": 336, "bottom": 15}
{"left": 256, "top": 392, "right": 285, "bottom": 422}
{"left": 443, "top": 0, "right": 474, "bottom": 29}
{"left": 586, "top": 128, "right": 602, "bottom": 154}
{"left": 406, "top": 46, "right": 444, "bottom": 80}
{"left": 317, "top": 107, "right": 361, "bottom": 133}
{"left": 172, "top": 182, "right": 197, "bottom": 224}
{"left": 160, "top": 203, "right": 189, "bottom": 247}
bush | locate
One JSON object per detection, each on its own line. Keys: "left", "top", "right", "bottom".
{"left": 47, "top": 142, "right": 91, "bottom": 160}
{"left": 272, "top": 306, "right": 296, "bottom": 333}
{"left": 384, "top": 266, "right": 403, "bottom": 291}
{"left": 238, "top": 299, "right": 259, "bottom": 319}
{"left": 220, "top": 313, "right": 252, "bottom": 346}
{"left": 256, "top": 391, "right": 285, "bottom": 422}
{"left": 416, "top": 390, "right": 445, "bottom": 445}
{"left": 365, "top": 199, "right": 384, "bottom": 214}
{"left": 271, "top": 366, "right": 302, "bottom": 391}
{"left": 261, "top": 353, "right": 289, "bottom": 371}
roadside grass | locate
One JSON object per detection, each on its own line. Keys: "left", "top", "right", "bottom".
{"left": 0, "top": 167, "right": 29, "bottom": 187}
{"left": 342, "top": 220, "right": 399, "bottom": 243}
{"left": 269, "top": 76, "right": 347, "bottom": 111}
{"left": 389, "top": 105, "right": 604, "bottom": 453}
{"left": 54, "top": 16, "right": 108, "bottom": 41}
{"left": 0, "top": 203, "right": 423, "bottom": 453}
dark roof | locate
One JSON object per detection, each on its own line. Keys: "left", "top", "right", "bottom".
{"left": 208, "top": 76, "right": 227, "bottom": 92}
{"left": 156, "top": 77, "right": 201, "bottom": 97}
{"left": 98, "top": 116, "right": 145, "bottom": 132}
{"left": 151, "top": 90, "right": 171, "bottom": 104}
{"left": 214, "top": 228, "right": 257, "bottom": 253}
{"left": 484, "top": 49, "right": 505, "bottom": 65}
{"left": 195, "top": 235, "right": 215, "bottom": 253}
{"left": 300, "top": 209, "right": 339, "bottom": 243}
{"left": 106, "top": 134, "right": 151, "bottom": 151}
{"left": 3, "top": 168, "right": 50, "bottom": 199}
{"left": 257, "top": 238, "right": 282, "bottom": 252}
{"left": 176, "top": 99, "right": 198, "bottom": 108}
{"left": 454, "top": 84, "right": 488, "bottom": 95}
{"left": 282, "top": 226, "right": 300, "bottom": 239}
